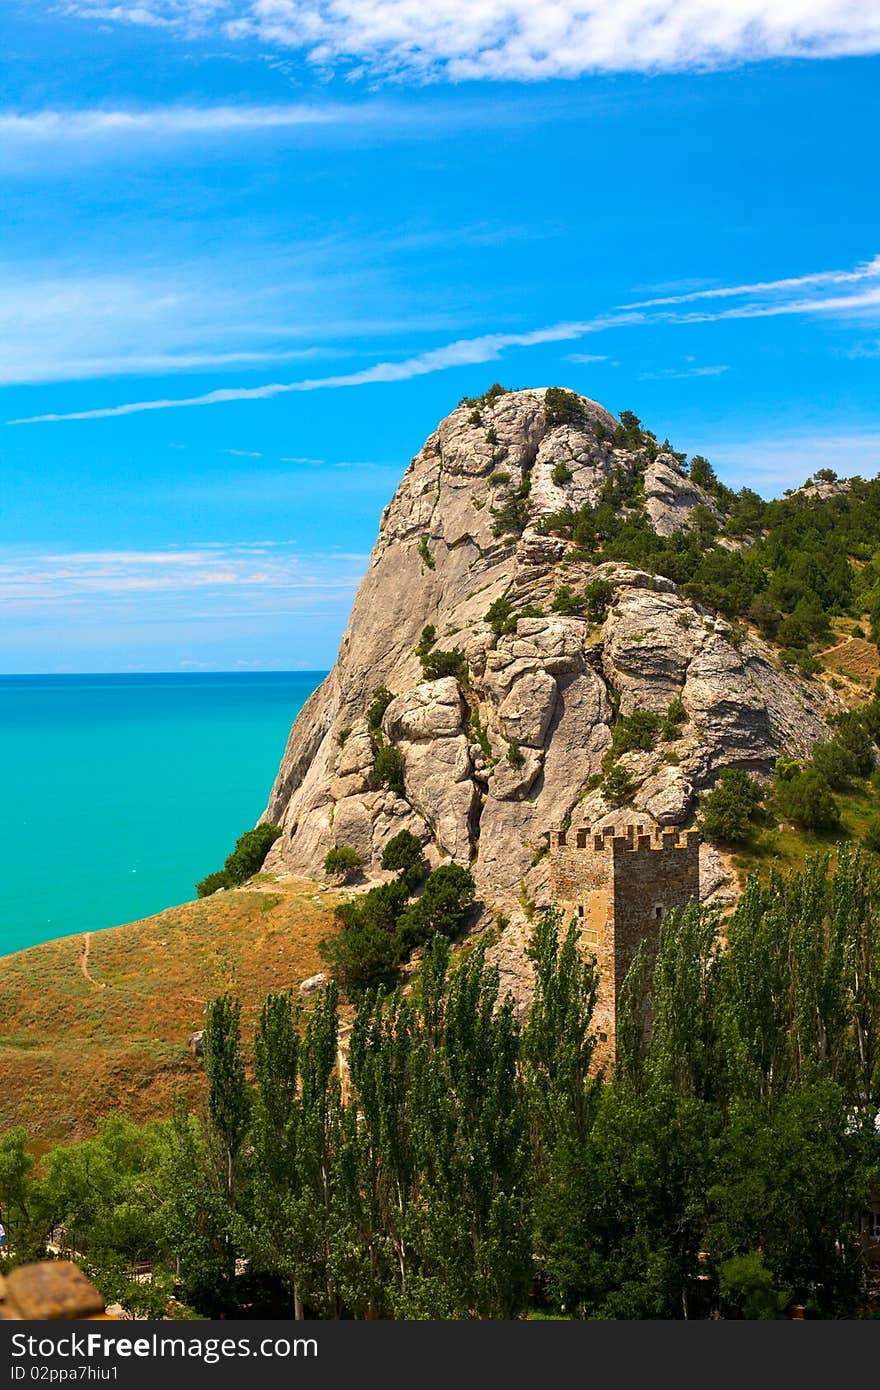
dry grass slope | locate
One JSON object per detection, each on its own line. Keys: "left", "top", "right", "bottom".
{"left": 0, "top": 877, "right": 340, "bottom": 1150}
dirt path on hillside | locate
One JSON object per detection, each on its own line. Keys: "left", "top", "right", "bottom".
{"left": 819, "top": 634, "right": 855, "bottom": 659}
{"left": 79, "top": 932, "right": 106, "bottom": 989}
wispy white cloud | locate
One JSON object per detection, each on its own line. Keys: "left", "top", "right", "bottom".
{"left": 11, "top": 250, "right": 880, "bottom": 424}
{"left": 565, "top": 352, "right": 609, "bottom": 364}
{"left": 0, "top": 222, "right": 501, "bottom": 386}
{"left": 0, "top": 99, "right": 554, "bottom": 168}
{"left": 59, "top": 0, "right": 880, "bottom": 81}
{"left": 0, "top": 539, "right": 371, "bottom": 669}
{"left": 223, "top": 448, "right": 263, "bottom": 457}
{"left": 64, "top": 3, "right": 177, "bottom": 27}
{"left": 0, "top": 542, "right": 367, "bottom": 608}
{"left": 0, "top": 345, "right": 337, "bottom": 386}
{"left": 8, "top": 319, "right": 619, "bottom": 422}
{"left": 624, "top": 257, "right": 880, "bottom": 308}
{"left": 0, "top": 103, "right": 358, "bottom": 143}
{"left": 673, "top": 286, "right": 880, "bottom": 325}
{"left": 640, "top": 361, "right": 730, "bottom": 380}
{"left": 0, "top": 264, "right": 356, "bottom": 386}
{"left": 703, "top": 429, "right": 880, "bottom": 494}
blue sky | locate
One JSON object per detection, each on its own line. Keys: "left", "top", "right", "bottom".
{"left": 2, "top": 1, "right": 879, "bottom": 672}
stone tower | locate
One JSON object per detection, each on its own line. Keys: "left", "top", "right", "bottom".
{"left": 549, "top": 823, "right": 700, "bottom": 1067}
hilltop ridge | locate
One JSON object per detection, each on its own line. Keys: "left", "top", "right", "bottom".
{"left": 262, "top": 387, "right": 846, "bottom": 986}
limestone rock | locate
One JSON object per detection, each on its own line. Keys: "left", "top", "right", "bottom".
{"left": 636, "top": 764, "right": 694, "bottom": 824}
{"left": 700, "top": 843, "right": 735, "bottom": 904}
{"left": 262, "top": 387, "right": 842, "bottom": 927}
{"left": 496, "top": 669, "right": 558, "bottom": 747}
{"left": 486, "top": 916, "right": 536, "bottom": 1017}
{"left": 603, "top": 587, "right": 703, "bottom": 712}
{"left": 644, "top": 454, "right": 720, "bottom": 535}
{"left": 299, "top": 972, "right": 328, "bottom": 997}
{"left": 490, "top": 746, "right": 543, "bottom": 800}
{"left": 384, "top": 678, "right": 464, "bottom": 742}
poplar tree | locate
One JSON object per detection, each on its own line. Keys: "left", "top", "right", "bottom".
{"left": 290, "top": 981, "right": 346, "bottom": 1317}
{"left": 397, "top": 939, "right": 530, "bottom": 1319}
{"left": 522, "top": 909, "right": 601, "bottom": 1311}
{"left": 204, "top": 992, "right": 250, "bottom": 1202}
{"left": 250, "top": 991, "right": 305, "bottom": 1317}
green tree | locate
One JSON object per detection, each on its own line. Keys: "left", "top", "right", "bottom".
{"left": 717, "top": 1252, "right": 792, "bottom": 1320}
{"left": 394, "top": 940, "right": 531, "bottom": 1318}
{"left": 551, "top": 585, "right": 583, "bottom": 616}
{"left": 707, "top": 1083, "right": 866, "bottom": 1316}
{"left": 775, "top": 767, "right": 840, "bottom": 831}
{"left": 248, "top": 991, "right": 306, "bottom": 1317}
{"left": 320, "top": 881, "right": 408, "bottom": 996}
{"left": 323, "top": 846, "right": 363, "bottom": 881}
{"left": 0, "top": 1128, "right": 41, "bottom": 1262}
{"left": 397, "top": 864, "right": 475, "bottom": 949}
{"left": 484, "top": 596, "right": 517, "bottom": 637}
{"left": 373, "top": 742, "right": 405, "bottom": 793}
{"left": 544, "top": 387, "right": 584, "bottom": 428}
{"left": 420, "top": 647, "right": 467, "bottom": 682}
{"left": 811, "top": 739, "right": 859, "bottom": 791}
{"left": 34, "top": 1117, "right": 169, "bottom": 1311}
{"left": 414, "top": 624, "right": 436, "bottom": 657}
{"left": 601, "top": 763, "right": 633, "bottom": 804}
{"left": 700, "top": 768, "right": 764, "bottom": 844}
{"left": 522, "top": 910, "right": 600, "bottom": 1310}
{"left": 689, "top": 455, "right": 717, "bottom": 491}
{"left": 161, "top": 1107, "right": 240, "bottom": 1317}
{"left": 224, "top": 823, "right": 282, "bottom": 885}
{"left": 204, "top": 993, "right": 250, "bottom": 1201}
{"left": 833, "top": 712, "right": 876, "bottom": 777}
{"left": 367, "top": 686, "right": 394, "bottom": 732}
{"left": 196, "top": 869, "right": 230, "bottom": 898}
{"left": 584, "top": 578, "right": 614, "bottom": 621}
{"left": 380, "top": 829, "right": 426, "bottom": 889}
{"left": 611, "top": 709, "right": 662, "bottom": 756}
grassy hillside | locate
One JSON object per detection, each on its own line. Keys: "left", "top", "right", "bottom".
{"left": 0, "top": 878, "right": 340, "bottom": 1150}
{"left": 728, "top": 782, "right": 880, "bottom": 883}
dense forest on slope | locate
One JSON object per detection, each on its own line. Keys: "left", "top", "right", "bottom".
{"left": 540, "top": 406, "right": 880, "bottom": 680}
{"left": 3, "top": 850, "right": 880, "bottom": 1320}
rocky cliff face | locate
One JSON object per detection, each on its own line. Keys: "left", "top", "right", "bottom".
{"left": 263, "top": 388, "right": 834, "bottom": 937}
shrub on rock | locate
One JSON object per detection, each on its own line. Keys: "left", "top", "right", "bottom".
{"left": 323, "top": 846, "right": 363, "bottom": 882}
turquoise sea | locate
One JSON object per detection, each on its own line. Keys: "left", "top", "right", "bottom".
{"left": 0, "top": 672, "right": 324, "bottom": 958}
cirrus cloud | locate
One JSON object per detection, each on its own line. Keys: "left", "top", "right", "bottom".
{"left": 10, "top": 251, "right": 880, "bottom": 425}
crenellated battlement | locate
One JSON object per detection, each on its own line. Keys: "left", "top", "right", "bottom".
{"left": 551, "top": 822, "right": 700, "bottom": 855}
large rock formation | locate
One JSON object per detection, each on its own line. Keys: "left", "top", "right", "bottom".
{"left": 263, "top": 389, "right": 834, "bottom": 938}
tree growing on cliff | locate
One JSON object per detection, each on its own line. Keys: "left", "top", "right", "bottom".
{"left": 323, "top": 846, "right": 363, "bottom": 882}
{"left": 380, "top": 829, "right": 426, "bottom": 890}
{"left": 196, "top": 822, "right": 282, "bottom": 896}
{"left": 700, "top": 768, "right": 764, "bottom": 844}
{"left": 396, "top": 863, "right": 475, "bottom": 949}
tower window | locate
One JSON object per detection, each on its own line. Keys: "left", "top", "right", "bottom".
{"left": 654, "top": 905, "right": 663, "bottom": 920}
{"left": 577, "top": 904, "right": 584, "bottom": 918}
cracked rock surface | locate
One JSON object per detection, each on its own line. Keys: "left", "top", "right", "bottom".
{"left": 263, "top": 389, "right": 838, "bottom": 935}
